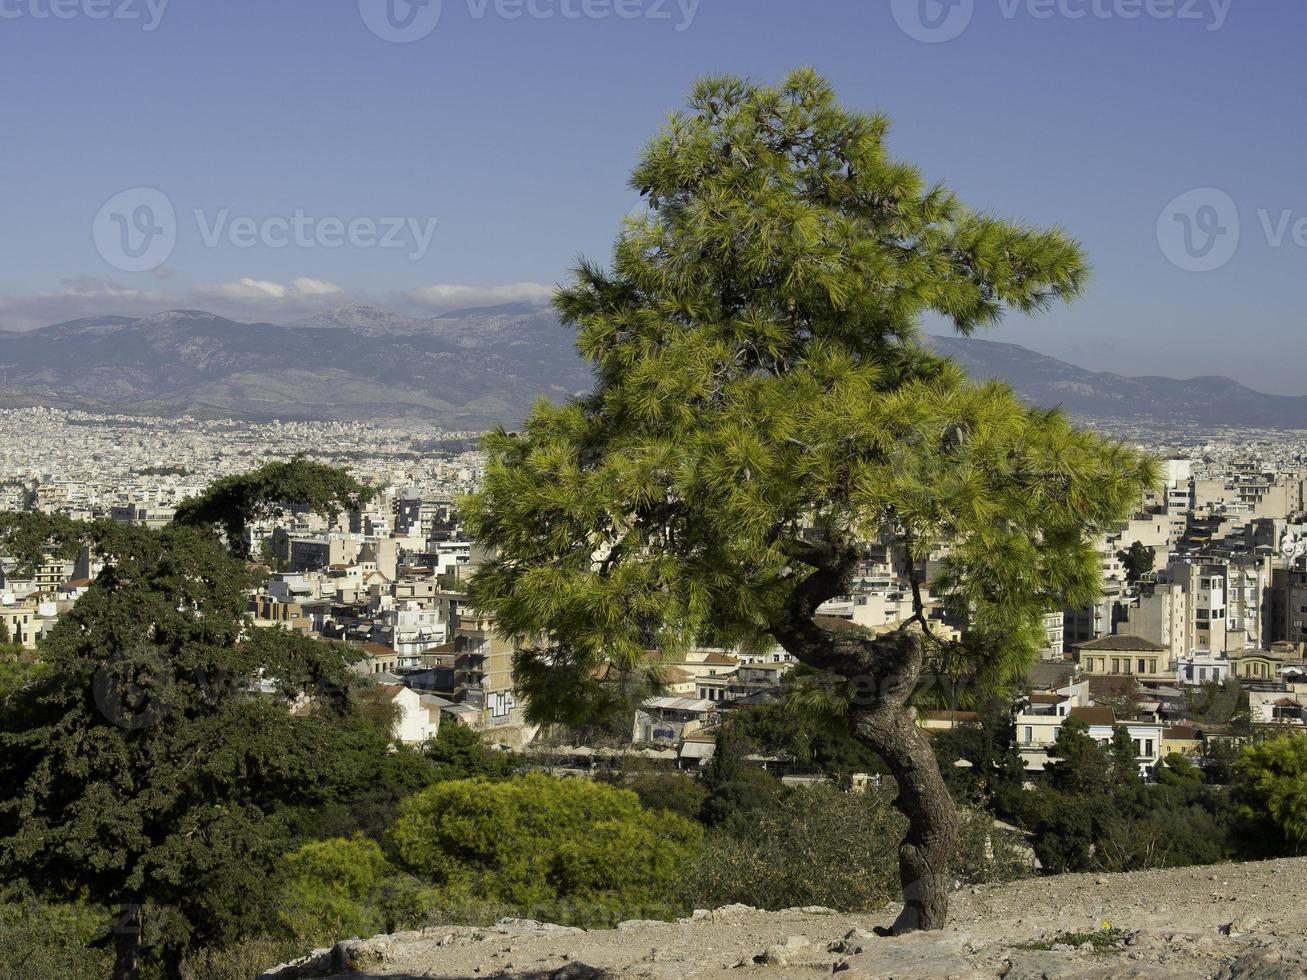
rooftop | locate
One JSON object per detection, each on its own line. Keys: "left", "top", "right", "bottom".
{"left": 1077, "top": 635, "right": 1169, "bottom": 653}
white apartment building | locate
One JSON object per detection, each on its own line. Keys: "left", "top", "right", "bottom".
{"left": 1176, "top": 650, "right": 1231, "bottom": 687}
{"left": 1123, "top": 558, "right": 1270, "bottom": 659}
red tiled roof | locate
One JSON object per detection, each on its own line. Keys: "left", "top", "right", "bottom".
{"left": 702, "top": 652, "right": 739, "bottom": 666}
{"left": 1069, "top": 705, "right": 1117, "bottom": 726}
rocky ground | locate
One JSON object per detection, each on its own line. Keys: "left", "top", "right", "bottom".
{"left": 261, "top": 857, "right": 1307, "bottom": 979}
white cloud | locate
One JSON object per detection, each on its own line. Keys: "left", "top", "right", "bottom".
{"left": 291, "top": 277, "right": 345, "bottom": 296}
{"left": 191, "top": 276, "right": 345, "bottom": 306}
{"left": 407, "top": 282, "right": 554, "bottom": 312}
{"left": 0, "top": 277, "right": 175, "bottom": 331}
{"left": 0, "top": 277, "right": 548, "bottom": 332}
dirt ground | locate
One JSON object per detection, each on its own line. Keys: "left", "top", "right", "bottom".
{"left": 260, "top": 856, "right": 1307, "bottom": 979}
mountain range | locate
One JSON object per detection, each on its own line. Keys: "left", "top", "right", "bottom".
{"left": 1, "top": 305, "right": 1302, "bottom": 429}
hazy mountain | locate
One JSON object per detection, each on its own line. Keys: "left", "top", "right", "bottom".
{"left": 1, "top": 305, "right": 1303, "bottom": 428}
{"left": 0, "top": 305, "right": 592, "bottom": 428}
{"left": 924, "top": 334, "right": 1307, "bottom": 428}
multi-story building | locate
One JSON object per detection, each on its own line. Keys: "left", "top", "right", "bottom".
{"left": 1075, "top": 634, "right": 1173, "bottom": 685}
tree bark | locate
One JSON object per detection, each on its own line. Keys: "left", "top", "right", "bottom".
{"left": 770, "top": 542, "right": 960, "bottom": 933}
{"left": 848, "top": 630, "right": 959, "bottom": 933}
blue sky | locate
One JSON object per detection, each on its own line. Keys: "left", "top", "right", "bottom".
{"left": 1, "top": 0, "right": 1302, "bottom": 392}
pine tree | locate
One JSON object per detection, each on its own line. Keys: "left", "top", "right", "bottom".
{"left": 1045, "top": 717, "right": 1112, "bottom": 796}
{"left": 0, "top": 508, "right": 409, "bottom": 977}
{"left": 1110, "top": 724, "right": 1144, "bottom": 786}
{"left": 463, "top": 70, "right": 1155, "bottom": 931}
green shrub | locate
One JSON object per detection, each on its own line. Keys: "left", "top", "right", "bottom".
{"left": 425, "top": 722, "right": 521, "bottom": 781}
{"left": 1236, "top": 736, "right": 1307, "bottom": 855}
{"left": 179, "top": 936, "right": 308, "bottom": 980}
{"left": 686, "top": 785, "right": 902, "bottom": 912}
{"left": 686, "top": 784, "right": 1030, "bottom": 912}
{"left": 0, "top": 898, "right": 113, "bottom": 980}
{"left": 275, "top": 834, "right": 444, "bottom": 945}
{"left": 389, "top": 774, "right": 701, "bottom": 925}
{"left": 953, "top": 807, "right": 1036, "bottom": 885}
{"left": 625, "top": 771, "right": 709, "bottom": 822}
{"left": 277, "top": 835, "right": 390, "bottom": 942}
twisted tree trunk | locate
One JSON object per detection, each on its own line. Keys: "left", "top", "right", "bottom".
{"left": 849, "top": 631, "right": 959, "bottom": 933}
{"left": 771, "top": 538, "right": 960, "bottom": 933}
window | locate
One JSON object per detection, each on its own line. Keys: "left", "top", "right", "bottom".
{"left": 1138, "top": 659, "right": 1147, "bottom": 674}
{"left": 1145, "top": 739, "right": 1154, "bottom": 757}
{"left": 1024, "top": 726, "right": 1033, "bottom": 744}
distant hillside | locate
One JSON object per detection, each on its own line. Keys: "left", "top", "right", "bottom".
{"left": 0, "top": 306, "right": 593, "bottom": 428}
{"left": 1, "top": 305, "right": 1303, "bottom": 428}
{"left": 925, "top": 334, "right": 1307, "bottom": 428}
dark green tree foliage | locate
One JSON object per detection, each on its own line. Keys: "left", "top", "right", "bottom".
{"left": 726, "top": 672, "right": 884, "bottom": 780}
{"left": 1044, "top": 717, "right": 1111, "bottom": 796}
{"left": 0, "top": 515, "right": 411, "bottom": 976}
{"left": 1117, "top": 540, "right": 1155, "bottom": 585}
{"left": 1235, "top": 736, "right": 1307, "bottom": 856}
{"left": 1157, "top": 753, "right": 1205, "bottom": 787}
{"left": 930, "top": 700, "right": 1026, "bottom": 810}
{"left": 1023, "top": 721, "right": 1237, "bottom": 873}
{"left": 1185, "top": 679, "right": 1248, "bottom": 727}
{"left": 424, "top": 721, "right": 521, "bottom": 781}
{"left": 463, "top": 70, "right": 1154, "bottom": 931}
{"left": 173, "top": 456, "right": 374, "bottom": 558}
{"left": 624, "top": 771, "right": 709, "bottom": 823}
{"left": 698, "top": 726, "right": 783, "bottom": 835}
{"left": 1033, "top": 799, "right": 1098, "bottom": 874}
{"left": 1110, "top": 725, "right": 1143, "bottom": 786}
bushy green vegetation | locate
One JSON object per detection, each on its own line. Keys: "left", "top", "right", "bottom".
{"left": 933, "top": 714, "right": 1307, "bottom": 877}
{"left": 1234, "top": 736, "right": 1307, "bottom": 855}
{"left": 389, "top": 774, "right": 701, "bottom": 925}
{"left": 425, "top": 719, "right": 522, "bottom": 781}
{"left": 173, "top": 456, "right": 374, "bottom": 559}
{"left": 0, "top": 894, "right": 114, "bottom": 980}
